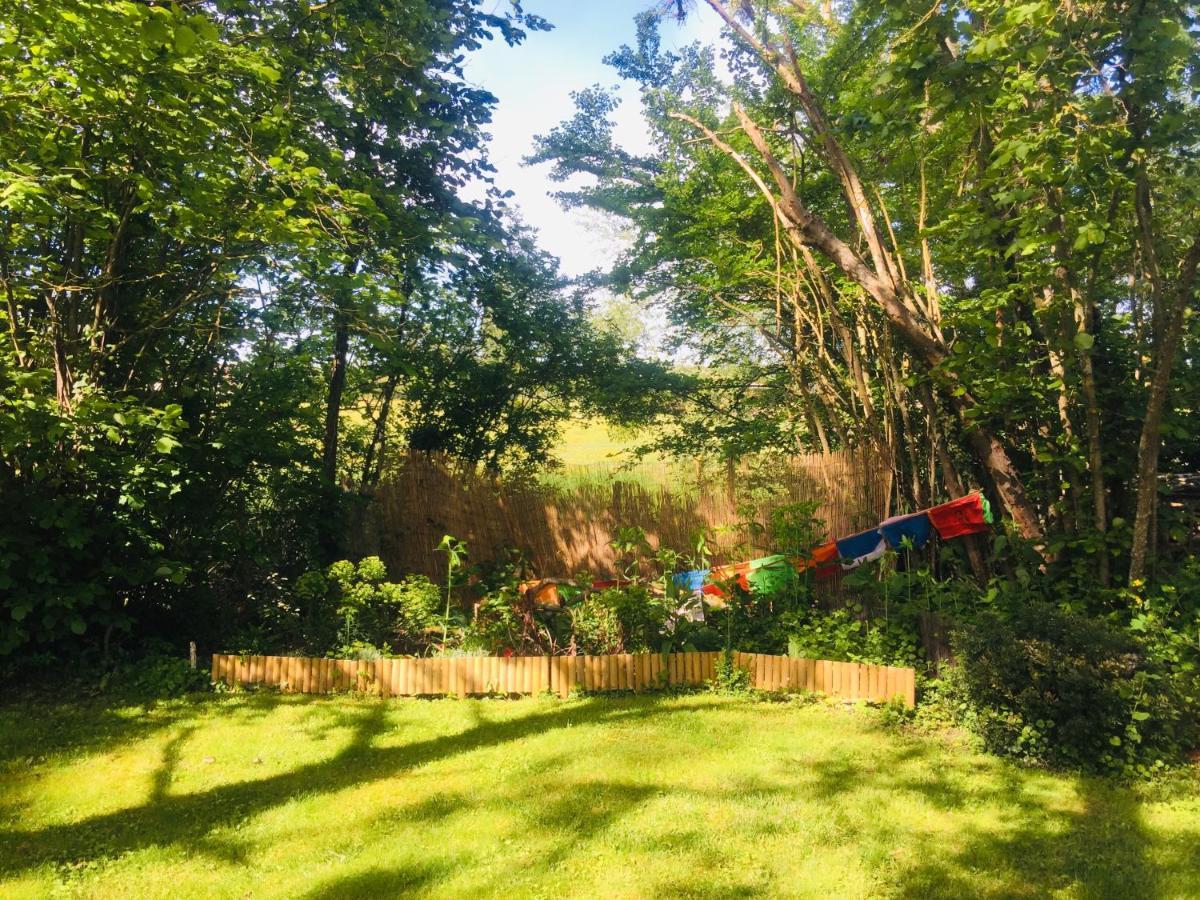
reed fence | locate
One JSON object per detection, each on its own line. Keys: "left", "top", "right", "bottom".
{"left": 357, "top": 450, "right": 891, "bottom": 581}
{"left": 211, "top": 651, "right": 915, "bottom": 707}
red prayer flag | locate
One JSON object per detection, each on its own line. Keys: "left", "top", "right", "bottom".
{"left": 928, "top": 493, "right": 990, "bottom": 540}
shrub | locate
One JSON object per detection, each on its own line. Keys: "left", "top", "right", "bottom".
{"left": 710, "top": 651, "right": 752, "bottom": 694}
{"left": 782, "top": 603, "right": 922, "bottom": 669}
{"left": 294, "top": 557, "right": 442, "bottom": 655}
{"left": 571, "top": 586, "right": 668, "bottom": 654}
{"left": 947, "top": 602, "right": 1198, "bottom": 774}
{"left": 115, "top": 654, "right": 210, "bottom": 698}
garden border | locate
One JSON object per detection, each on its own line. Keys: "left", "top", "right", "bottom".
{"left": 211, "top": 651, "right": 915, "bottom": 707}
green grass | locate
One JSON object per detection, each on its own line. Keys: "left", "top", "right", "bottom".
{"left": 1, "top": 692, "right": 1197, "bottom": 898}
{"left": 553, "top": 417, "right": 642, "bottom": 467}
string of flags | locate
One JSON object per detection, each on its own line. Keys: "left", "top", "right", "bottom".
{"left": 649, "top": 491, "right": 993, "bottom": 598}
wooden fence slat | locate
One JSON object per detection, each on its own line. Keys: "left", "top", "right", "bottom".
{"left": 559, "top": 656, "right": 574, "bottom": 698}
{"left": 218, "top": 652, "right": 915, "bottom": 706}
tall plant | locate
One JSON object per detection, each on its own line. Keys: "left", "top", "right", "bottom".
{"left": 437, "top": 535, "right": 468, "bottom": 651}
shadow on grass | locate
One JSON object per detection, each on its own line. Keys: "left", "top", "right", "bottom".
{"left": 0, "top": 693, "right": 708, "bottom": 878}
{"left": 2, "top": 692, "right": 1194, "bottom": 898}
{"left": 302, "top": 861, "right": 458, "bottom": 898}
{"left": 790, "top": 731, "right": 1177, "bottom": 898}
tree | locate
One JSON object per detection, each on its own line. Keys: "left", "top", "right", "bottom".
{"left": 532, "top": 1, "right": 1200, "bottom": 582}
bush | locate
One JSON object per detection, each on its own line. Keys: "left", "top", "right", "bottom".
{"left": 782, "top": 603, "right": 922, "bottom": 669}
{"left": 114, "top": 654, "right": 210, "bottom": 698}
{"left": 295, "top": 557, "right": 442, "bottom": 656}
{"left": 571, "top": 586, "right": 668, "bottom": 654}
{"left": 710, "top": 651, "right": 752, "bottom": 694}
{"left": 947, "top": 602, "right": 1198, "bottom": 774}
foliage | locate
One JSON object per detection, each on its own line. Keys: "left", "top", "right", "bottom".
{"left": 569, "top": 586, "right": 669, "bottom": 655}
{"left": 0, "top": 365, "right": 186, "bottom": 655}
{"left": 436, "top": 535, "right": 469, "bottom": 650}
{"left": 533, "top": 0, "right": 1200, "bottom": 583}
{"left": 0, "top": 0, "right": 668, "bottom": 664}
{"left": 783, "top": 603, "right": 923, "bottom": 671}
{"left": 294, "top": 557, "right": 441, "bottom": 657}
{"left": 709, "top": 651, "right": 752, "bottom": 694}
{"left": 947, "top": 602, "right": 1199, "bottom": 774}
{"left": 110, "top": 654, "right": 210, "bottom": 699}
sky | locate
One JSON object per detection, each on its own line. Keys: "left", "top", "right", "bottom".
{"left": 463, "top": 2, "right": 725, "bottom": 277}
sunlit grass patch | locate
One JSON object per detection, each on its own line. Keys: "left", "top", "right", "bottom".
{"left": 0, "top": 692, "right": 1196, "bottom": 898}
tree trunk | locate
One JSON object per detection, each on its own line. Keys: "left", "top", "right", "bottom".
{"left": 321, "top": 312, "right": 350, "bottom": 486}
{"left": 1128, "top": 234, "right": 1200, "bottom": 583}
{"left": 359, "top": 371, "right": 399, "bottom": 494}
{"left": 672, "top": 104, "right": 1044, "bottom": 540}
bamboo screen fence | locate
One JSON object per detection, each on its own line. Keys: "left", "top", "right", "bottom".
{"left": 358, "top": 450, "right": 891, "bottom": 581}
{"left": 211, "top": 650, "right": 916, "bottom": 707}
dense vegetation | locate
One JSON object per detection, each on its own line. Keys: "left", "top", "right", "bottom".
{"left": 2, "top": 1, "right": 1198, "bottom": 776}
{"left": 0, "top": 0, "right": 677, "bottom": 661}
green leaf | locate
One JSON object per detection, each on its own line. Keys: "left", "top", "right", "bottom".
{"left": 1073, "top": 332, "right": 1094, "bottom": 351}
{"left": 174, "top": 25, "right": 196, "bottom": 55}
{"left": 141, "top": 16, "right": 170, "bottom": 47}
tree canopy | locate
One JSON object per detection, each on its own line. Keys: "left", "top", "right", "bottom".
{"left": 0, "top": 0, "right": 674, "bottom": 657}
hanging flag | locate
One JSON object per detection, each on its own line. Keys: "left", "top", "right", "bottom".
{"left": 790, "top": 542, "right": 838, "bottom": 572}
{"left": 928, "top": 492, "right": 991, "bottom": 539}
{"left": 879, "top": 510, "right": 934, "bottom": 550}
{"left": 836, "top": 528, "right": 886, "bottom": 570}
{"left": 671, "top": 569, "right": 708, "bottom": 594}
{"left": 747, "top": 555, "right": 797, "bottom": 595}
{"left": 707, "top": 561, "right": 750, "bottom": 594}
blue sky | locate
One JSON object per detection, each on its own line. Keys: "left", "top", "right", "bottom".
{"left": 464, "top": 2, "right": 723, "bottom": 276}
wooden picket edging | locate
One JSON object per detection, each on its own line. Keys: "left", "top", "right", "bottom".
{"left": 211, "top": 650, "right": 915, "bottom": 707}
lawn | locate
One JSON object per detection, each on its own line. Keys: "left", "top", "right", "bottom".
{"left": 1, "top": 692, "right": 1197, "bottom": 899}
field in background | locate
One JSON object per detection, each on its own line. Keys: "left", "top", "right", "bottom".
{"left": 551, "top": 417, "right": 646, "bottom": 468}
{"left": 2, "top": 693, "right": 1196, "bottom": 898}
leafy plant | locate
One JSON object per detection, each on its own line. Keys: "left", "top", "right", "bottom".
{"left": 947, "top": 603, "right": 1198, "bottom": 774}
{"left": 437, "top": 535, "right": 469, "bottom": 651}
{"left": 710, "top": 651, "right": 752, "bottom": 695}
